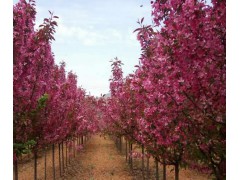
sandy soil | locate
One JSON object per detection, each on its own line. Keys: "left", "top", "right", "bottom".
{"left": 17, "top": 135, "right": 211, "bottom": 180}
{"left": 60, "top": 135, "right": 133, "bottom": 180}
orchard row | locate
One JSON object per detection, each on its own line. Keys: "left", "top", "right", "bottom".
{"left": 99, "top": 0, "right": 225, "bottom": 179}
{"left": 13, "top": 0, "right": 100, "bottom": 164}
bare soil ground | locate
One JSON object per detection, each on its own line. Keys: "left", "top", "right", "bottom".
{"left": 17, "top": 135, "right": 211, "bottom": 180}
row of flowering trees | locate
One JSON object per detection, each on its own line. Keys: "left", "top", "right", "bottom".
{"left": 101, "top": 0, "right": 225, "bottom": 179}
{"left": 13, "top": 0, "right": 99, "bottom": 179}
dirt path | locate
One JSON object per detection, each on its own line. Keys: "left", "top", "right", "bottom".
{"left": 61, "top": 135, "right": 133, "bottom": 180}
{"left": 18, "top": 134, "right": 210, "bottom": 179}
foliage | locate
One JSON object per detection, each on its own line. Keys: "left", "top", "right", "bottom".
{"left": 101, "top": 0, "right": 226, "bottom": 179}
{"left": 13, "top": 0, "right": 99, "bottom": 160}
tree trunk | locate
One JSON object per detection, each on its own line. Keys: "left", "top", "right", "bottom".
{"left": 14, "top": 158, "right": 18, "bottom": 180}
{"left": 116, "top": 137, "right": 118, "bottom": 150}
{"left": 117, "top": 137, "right": 119, "bottom": 150}
{"left": 44, "top": 148, "right": 47, "bottom": 180}
{"left": 130, "top": 143, "right": 133, "bottom": 170}
{"left": 147, "top": 156, "right": 149, "bottom": 180}
{"left": 68, "top": 141, "right": 71, "bottom": 165}
{"left": 142, "top": 145, "right": 145, "bottom": 179}
{"left": 69, "top": 139, "right": 71, "bottom": 164}
{"left": 120, "top": 136, "right": 122, "bottom": 153}
{"left": 128, "top": 141, "right": 131, "bottom": 165}
{"left": 65, "top": 141, "right": 68, "bottom": 167}
{"left": 52, "top": 144, "right": 55, "bottom": 180}
{"left": 163, "top": 163, "right": 166, "bottom": 180}
{"left": 62, "top": 142, "right": 64, "bottom": 172}
{"left": 34, "top": 150, "right": 37, "bottom": 180}
{"left": 58, "top": 143, "right": 61, "bottom": 176}
{"left": 175, "top": 163, "right": 179, "bottom": 180}
{"left": 155, "top": 158, "right": 159, "bottom": 180}
{"left": 125, "top": 139, "right": 128, "bottom": 162}
{"left": 74, "top": 138, "right": 76, "bottom": 158}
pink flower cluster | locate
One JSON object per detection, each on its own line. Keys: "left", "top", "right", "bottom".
{"left": 76, "top": 145, "right": 84, "bottom": 152}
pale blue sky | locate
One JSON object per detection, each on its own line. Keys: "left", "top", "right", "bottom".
{"left": 13, "top": 0, "right": 152, "bottom": 96}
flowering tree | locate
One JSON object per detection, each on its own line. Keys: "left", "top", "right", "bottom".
{"left": 103, "top": 0, "right": 225, "bottom": 179}
{"left": 13, "top": 1, "right": 100, "bottom": 179}
{"left": 150, "top": 0, "right": 225, "bottom": 178}
{"left": 13, "top": 0, "right": 58, "bottom": 156}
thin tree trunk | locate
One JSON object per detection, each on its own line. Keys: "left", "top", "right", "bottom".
{"left": 74, "top": 138, "right": 76, "bottom": 158}
{"left": 142, "top": 145, "right": 145, "bottom": 179}
{"left": 163, "top": 163, "right": 166, "bottom": 180}
{"left": 128, "top": 141, "right": 131, "bottom": 165}
{"left": 117, "top": 137, "right": 119, "bottom": 150}
{"left": 118, "top": 137, "right": 120, "bottom": 150}
{"left": 34, "top": 150, "right": 37, "bottom": 180}
{"left": 44, "top": 148, "right": 47, "bottom": 180}
{"left": 155, "top": 158, "right": 159, "bottom": 180}
{"left": 81, "top": 136, "right": 83, "bottom": 144}
{"left": 130, "top": 143, "right": 133, "bottom": 170}
{"left": 175, "top": 163, "right": 179, "bottom": 180}
{"left": 14, "top": 158, "right": 18, "bottom": 180}
{"left": 69, "top": 141, "right": 71, "bottom": 165}
{"left": 65, "top": 141, "right": 68, "bottom": 167}
{"left": 147, "top": 156, "right": 149, "bottom": 180}
{"left": 52, "top": 144, "right": 55, "bottom": 180}
{"left": 58, "top": 143, "right": 61, "bottom": 176}
{"left": 61, "top": 142, "right": 64, "bottom": 172}
{"left": 125, "top": 139, "right": 128, "bottom": 162}
{"left": 118, "top": 137, "right": 119, "bottom": 150}
{"left": 120, "top": 136, "right": 122, "bottom": 153}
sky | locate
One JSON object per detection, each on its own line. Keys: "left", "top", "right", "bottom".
{"left": 13, "top": 0, "right": 153, "bottom": 97}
